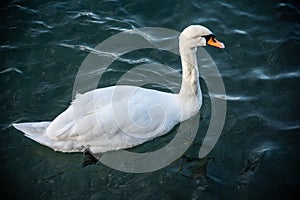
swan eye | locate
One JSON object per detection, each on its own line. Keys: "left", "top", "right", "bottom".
{"left": 203, "top": 34, "right": 216, "bottom": 43}
{"left": 204, "top": 34, "right": 225, "bottom": 49}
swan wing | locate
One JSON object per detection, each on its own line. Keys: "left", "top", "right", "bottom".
{"left": 45, "top": 86, "right": 181, "bottom": 153}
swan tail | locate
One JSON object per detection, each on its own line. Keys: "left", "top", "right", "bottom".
{"left": 13, "top": 122, "right": 51, "bottom": 136}
{"left": 12, "top": 122, "right": 54, "bottom": 147}
{"left": 12, "top": 122, "right": 82, "bottom": 153}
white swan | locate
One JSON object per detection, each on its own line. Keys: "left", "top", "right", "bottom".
{"left": 13, "top": 25, "right": 224, "bottom": 156}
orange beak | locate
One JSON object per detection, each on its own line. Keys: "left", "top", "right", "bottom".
{"left": 207, "top": 37, "right": 225, "bottom": 49}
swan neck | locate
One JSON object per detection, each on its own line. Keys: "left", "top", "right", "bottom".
{"left": 179, "top": 47, "right": 201, "bottom": 98}
{"left": 177, "top": 45, "right": 202, "bottom": 121}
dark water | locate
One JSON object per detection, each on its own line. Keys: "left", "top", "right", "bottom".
{"left": 1, "top": 0, "right": 300, "bottom": 199}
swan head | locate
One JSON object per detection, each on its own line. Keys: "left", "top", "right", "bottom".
{"left": 179, "top": 25, "right": 225, "bottom": 49}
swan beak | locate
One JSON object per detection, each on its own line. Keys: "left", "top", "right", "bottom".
{"left": 207, "top": 37, "right": 225, "bottom": 49}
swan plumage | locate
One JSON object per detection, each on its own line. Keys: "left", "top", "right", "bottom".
{"left": 13, "top": 25, "right": 224, "bottom": 154}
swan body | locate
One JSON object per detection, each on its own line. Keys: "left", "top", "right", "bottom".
{"left": 13, "top": 25, "right": 224, "bottom": 154}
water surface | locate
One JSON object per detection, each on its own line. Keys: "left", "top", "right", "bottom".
{"left": 1, "top": 0, "right": 299, "bottom": 199}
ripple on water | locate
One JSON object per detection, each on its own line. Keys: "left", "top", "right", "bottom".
{"left": 211, "top": 94, "right": 258, "bottom": 101}
{"left": 243, "top": 68, "right": 300, "bottom": 81}
{"left": 0, "top": 68, "right": 23, "bottom": 74}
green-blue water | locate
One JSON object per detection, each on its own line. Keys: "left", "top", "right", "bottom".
{"left": 1, "top": 0, "right": 300, "bottom": 199}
